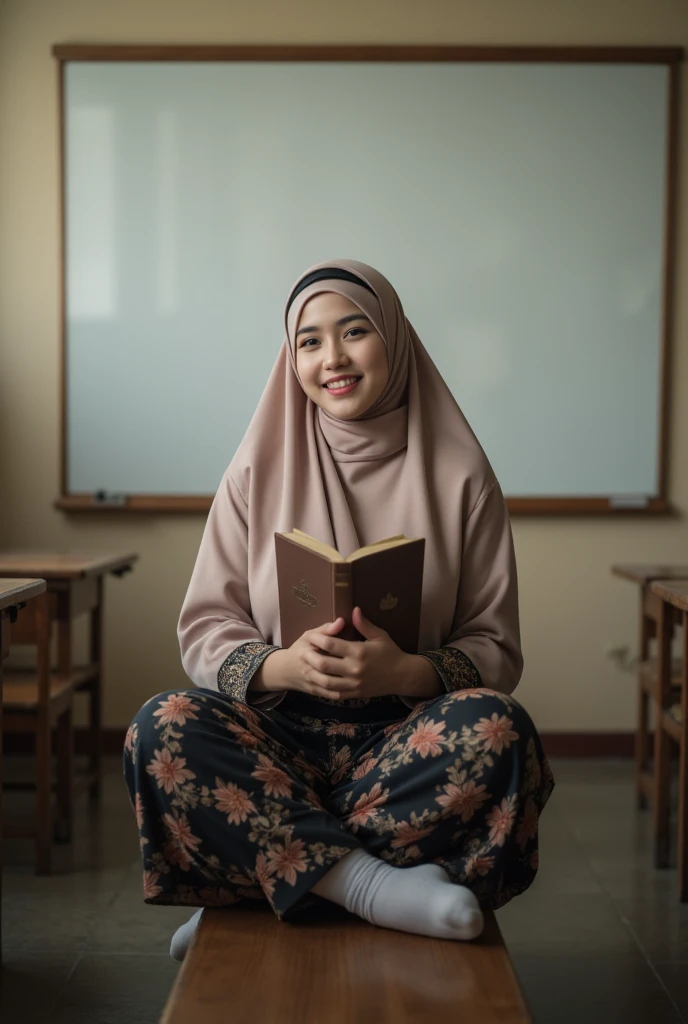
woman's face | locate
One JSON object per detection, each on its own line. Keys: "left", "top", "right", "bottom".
{"left": 294, "top": 292, "right": 389, "bottom": 419}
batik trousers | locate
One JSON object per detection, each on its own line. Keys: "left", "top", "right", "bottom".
{"left": 123, "top": 686, "right": 554, "bottom": 919}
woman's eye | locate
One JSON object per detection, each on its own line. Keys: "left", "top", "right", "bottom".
{"left": 301, "top": 329, "right": 365, "bottom": 348}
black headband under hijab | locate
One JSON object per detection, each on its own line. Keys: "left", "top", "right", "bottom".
{"left": 286, "top": 267, "right": 377, "bottom": 313}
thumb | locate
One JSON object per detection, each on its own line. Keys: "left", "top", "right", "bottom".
{"left": 352, "top": 605, "right": 386, "bottom": 640}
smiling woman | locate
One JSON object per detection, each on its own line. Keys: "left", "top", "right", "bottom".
{"left": 294, "top": 296, "right": 390, "bottom": 418}
{"left": 124, "top": 258, "right": 553, "bottom": 964}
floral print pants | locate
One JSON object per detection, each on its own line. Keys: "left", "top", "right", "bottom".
{"left": 123, "top": 686, "right": 554, "bottom": 919}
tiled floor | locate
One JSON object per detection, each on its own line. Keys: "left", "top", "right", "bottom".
{"left": 2, "top": 756, "right": 688, "bottom": 1022}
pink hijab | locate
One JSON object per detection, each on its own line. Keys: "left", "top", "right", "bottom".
{"left": 179, "top": 259, "right": 522, "bottom": 695}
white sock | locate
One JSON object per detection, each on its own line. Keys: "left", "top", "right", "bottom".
{"left": 313, "top": 848, "right": 484, "bottom": 941}
{"left": 170, "top": 908, "right": 203, "bottom": 962}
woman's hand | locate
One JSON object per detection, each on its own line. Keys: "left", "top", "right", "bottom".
{"left": 283, "top": 606, "right": 410, "bottom": 700}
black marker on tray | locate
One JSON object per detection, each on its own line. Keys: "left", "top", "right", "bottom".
{"left": 93, "top": 490, "right": 128, "bottom": 507}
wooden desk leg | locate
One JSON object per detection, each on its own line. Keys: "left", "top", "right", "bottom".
{"left": 88, "top": 577, "right": 104, "bottom": 801}
{"left": 35, "top": 591, "right": 52, "bottom": 874}
{"left": 55, "top": 705, "right": 74, "bottom": 843}
{"left": 637, "top": 588, "right": 652, "bottom": 809}
{"left": 678, "top": 611, "right": 688, "bottom": 901}
{"left": 654, "top": 601, "right": 673, "bottom": 869}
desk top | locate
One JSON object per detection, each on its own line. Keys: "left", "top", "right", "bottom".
{"left": 650, "top": 580, "right": 688, "bottom": 612}
{"left": 0, "top": 552, "right": 138, "bottom": 580}
{"left": 611, "top": 564, "right": 688, "bottom": 585}
{"left": 0, "top": 579, "right": 46, "bottom": 612}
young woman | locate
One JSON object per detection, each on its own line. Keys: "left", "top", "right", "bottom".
{"left": 123, "top": 259, "right": 554, "bottom": 961}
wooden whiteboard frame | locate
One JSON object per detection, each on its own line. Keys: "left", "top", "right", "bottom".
{"left": 52, "top": 44, "right": 683, "bottom": 515}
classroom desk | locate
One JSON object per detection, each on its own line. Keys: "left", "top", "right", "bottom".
{"left": 648, "top": 580, "right": 688, "bottom": 899}
{"left": 0, "top": 552, "right": 138, "bottom": 805}
{"left": 0, "top": 578, "right": 47, "bottom": 960}
{"left": 611, "top": 564, "right": 688, "bottom": 807}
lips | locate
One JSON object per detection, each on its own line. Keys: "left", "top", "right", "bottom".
{"left": 323, "top": 376, "right": 362, "bottom": 390}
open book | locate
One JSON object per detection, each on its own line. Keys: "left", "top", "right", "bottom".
{"left": 275, "top": 528, "right": 425, "bottom": 652}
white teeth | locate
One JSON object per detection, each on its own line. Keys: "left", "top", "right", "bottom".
{"left": 326, "top": 377, "right": 360, "bottom": 390}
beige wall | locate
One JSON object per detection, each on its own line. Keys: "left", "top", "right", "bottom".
{"left": 1, "top": 0, "right": 686, "bottom": 733}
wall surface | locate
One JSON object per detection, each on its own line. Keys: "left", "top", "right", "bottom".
{"left": 0, "top": 0, "right": 686, "bottom": 732}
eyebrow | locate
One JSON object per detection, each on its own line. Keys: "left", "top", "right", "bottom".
{"left": 295, "top": 314, "right": 372, "bottom": 338}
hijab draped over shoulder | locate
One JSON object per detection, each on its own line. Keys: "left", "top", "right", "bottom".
{"left": 178, "top": 259, "right": 522, "bottom": 698}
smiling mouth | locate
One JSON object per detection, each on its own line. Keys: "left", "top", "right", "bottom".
{"left": 323, "top": 376, "right": 363, "bottom": 392}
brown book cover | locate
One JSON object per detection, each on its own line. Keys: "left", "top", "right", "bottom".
{"left": 275, "top": 529, "right": 425, "bottom": 653}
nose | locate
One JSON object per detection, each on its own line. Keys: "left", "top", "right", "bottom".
{"left": 323, "top": 338, "right": 350, "bottom": 369}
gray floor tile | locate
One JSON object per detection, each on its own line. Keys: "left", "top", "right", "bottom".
{"left": 2, "top": 889, "right": 117, "bottom": 953}
{"left": 613, "top": 899, "right": 688, "bottom": 962}
{"left": 88, "top": 889, "right": 196, "bottom": 954}
{"left": 0, "top": 949, "right": 79, "bottom": 1024}
{"left": 47, "top": 953, "right": 180, "bottom": 1024}
{"left": 653, "top": 964, "right": 688, "bottom": 1021}
{"left": 512, "top": 953, "right": 684, "bottom": 1024}
{"left": 497, "top": 891, "right": 639, "bottom": 957}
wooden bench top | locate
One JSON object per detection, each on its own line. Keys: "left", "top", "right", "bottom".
{"left": 650, "top": 579, "right": 688, "bottom": 613}
{"left": 161, "top": 905, "right": 531, "bottom": 1024}
{"left": 0, "top": 552, "right": 138, "bottom": 580}
{"left": 0, "top": 579, "right": 46, "bottom": 611}
{"left": 612, "top": 564, "right": 688, "bottom": 585}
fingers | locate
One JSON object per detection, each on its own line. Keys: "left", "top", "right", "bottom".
{"left": 310, "top": 635, "right": 350, "bottom": 658}
{"left": 302, "top": 670, "right": 361, "bottom": 701}
{"left": 317, "top": 618, "right": 345, "bottom": 634}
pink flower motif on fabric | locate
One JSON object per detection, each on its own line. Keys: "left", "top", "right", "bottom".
{"left": 162, "top": 812, "right": 202, "bottom": 851}
{"left": 406, "top": 719, "right": 446, "bottom": 758}
{"left": 134, "top": 791, "right": 145, "bottom": 829}
{"left": 255, "top": 851, "right": 278, "bottom": 902}
{"left": 153, "top": 693, "right": 201, "bottom": 726}
{"left": 235, "top": 704, "right": 267, "bottom": 737}
{"left": 161, "top": 812, "right": 202, "bottom": 871}
{"left": 266, "top": 837, "right": 309, "bottom": 886}
{"left": 346, "top": 782, "right": 390, "bottom": 832}
{"left": 464, "top": 853, "right": 495, "bottom": 878}
{"left": 142, "top": 869, "right": 163, "bottom": 899}
{"left": 326, "top": 722, "right": 357, "bottom": 737}
{"left": 164, "top": 841, "right": 193, "bottom": 872}
{"left": 516, "top": 797, "right": 539, "bottom": 848}
{"left": 212, "top": 778, "right": 257, "bottom": 825}
{"left": 226, "top": 720, "right": 260, "bottom": 748}
{"left": 124, "top": 722, "right": 138, "bottom": 755}
{"left": 391, "top": 819, "right": 436, "bottom": 848}
{"left": 146, "top": 748, "right": 196, "bottom": 793}
{"left": 251, "top": 754, "right": 293, "bottom": 798}
{"left": 436, "top": 779, "right": 490, "bottom": 821}
{"left": 352, "top": 753, "right": 379, "bottom": 780}
{"left": 473, "top": 714, "right": 519, "bottom": 755}
{"left": 485, "top": 795, "right": 518, "bottom": 847}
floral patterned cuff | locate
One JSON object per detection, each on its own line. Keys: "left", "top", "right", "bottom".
{"left": 217, "top": 641, "right": 281, "bottom": 702}
{"left": 417, "top": 646, "right": 483, "bottom": 694}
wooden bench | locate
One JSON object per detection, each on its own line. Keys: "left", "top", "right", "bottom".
{"left": 160, "top": 905, "right": 531, "bottom": 1023}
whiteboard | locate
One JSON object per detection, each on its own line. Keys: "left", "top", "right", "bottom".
{"left": 62, "top": 60, "right": 670, "bottom": 501}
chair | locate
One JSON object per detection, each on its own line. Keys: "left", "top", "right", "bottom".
{"left": 1, "top": 590, "right": 80, "bottom": 873}
{"left": 610, "top": 565, "right": 688, "bottom": 810}
{"left": 650, "top": 580, "right": 688, "bottom": 900}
